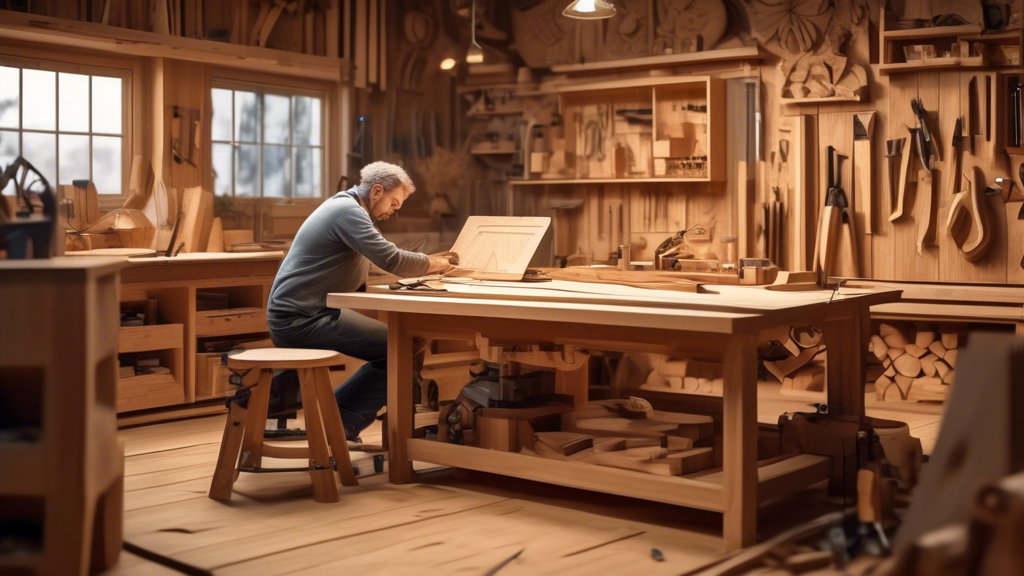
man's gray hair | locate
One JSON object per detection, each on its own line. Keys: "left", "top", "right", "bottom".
{"left": 358, "top": 161, "right": 415, "bottom": 195}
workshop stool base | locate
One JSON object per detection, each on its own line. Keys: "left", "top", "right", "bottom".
{"left": 208, "top": 349, "right": 358, "bottom": 503}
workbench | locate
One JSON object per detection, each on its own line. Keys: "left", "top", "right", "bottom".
{"left": 66, "top": 252, "right": 284, "bottom": 422}
{"left": 327, "top": 281, "right": 900, "bottom": 551}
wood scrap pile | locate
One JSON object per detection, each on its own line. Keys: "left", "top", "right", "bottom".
{"left": 529, "top": 398, "right": 717, "bottom": 477}
{"left": 640, "top": 357, "right": 723, "bottom": 396}
{"left": 761, "top": 325, "right": 827, "bottom": 396}
{"left": 869, "top": 322, "right": 959, "bottom": 403}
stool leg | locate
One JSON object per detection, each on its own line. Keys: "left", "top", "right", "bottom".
{"left": 312, "top": 366, "right": 359, "bottom": 487}
{"left": 298, "top": 368, "right": 340, "bottom": 503}
{"left": 238, "top": 369, "right": 273, "bottom": 470}
{"left": 210, "top": 400, "right": 248, "bottom": 500}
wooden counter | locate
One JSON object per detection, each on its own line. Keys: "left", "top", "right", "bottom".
{"left": 328, "top": 281, "right": 900, "bottom": 551}
{"left": 64, "top": 252, "right": 283, "bottom": 421}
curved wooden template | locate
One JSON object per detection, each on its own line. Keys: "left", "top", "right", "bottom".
{"left": 945, "top": 168, "right": 992, "bottom": 262}
{"left": 889, "top": 135, "right": 914, "bottom": 222}
{"left": 916, "top": 169, "right": 934, "bottom": 255}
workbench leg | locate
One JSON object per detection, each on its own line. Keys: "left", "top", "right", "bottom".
{"left": 387, "top": 312, "right": 415, "bottom": 483}
{"left": 722, "top": 334, "right": 758, "bottom": 551}
{"left": 823, "top": 312, "right": 866, "bottom": 419}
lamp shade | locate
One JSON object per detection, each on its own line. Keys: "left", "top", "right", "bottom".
{"left": 465, "top": 43, "right": 484, "bottom": 64}
{"left": 562, "top": 0, "right": 615, "bottom": 19}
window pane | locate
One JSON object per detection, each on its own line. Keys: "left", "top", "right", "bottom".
{"left": 0, "top": 130, "right": 18, "bottom": 195}
{"left": 92, "top": 136, "right": 121, "bottom": 195}
{"left": 91, "top": 76, "right": 122, "bottom": 134}
{"left": 211, "top": 88, "right": 232, "bottom": 141}
{"left": 0, "top": 66, "right": 19, "bottom": 129}
{"left": 23, "top": 69, "right": 55, "bottom": 131}
{"left": 234, "top": 91, "right": 259, "bottom": 142}
{"left": 293, "top": 96, "right": 321, "bottom": 146}
{"left": 263, "top": 94, "right": 290, "bottom": 145}
{"left": 213, "top": 143, "right": 232, "bottom": 196}
{"left": 58, "top": 73, "right": 90, "bottom": 132}
{"left": 235, "top": 144, "right": 258, "bottom": 196}
{"left": 58, "top": 134, "right": 89, "bottom": 185}
{"left": 22, "top": 132, "right": 55, "bottom": 187}
{"left": 294, "top": 147, "right": 321, "bottom": 197}
{"left": 263, "top": 145, "right": 291, "bottom": 197}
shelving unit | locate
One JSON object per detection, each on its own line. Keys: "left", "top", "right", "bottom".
{"left": 115, "top": 252, "right": 282, "bottom": 421}
{"left": 879, "top": 9, "right": 1021, "bottom": 74}
{"left": 550, "top": 45, "right": 768, "bottom": 75}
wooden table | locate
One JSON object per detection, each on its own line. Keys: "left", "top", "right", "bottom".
{"left": 327, "top": 281, "right": 900, "bottom": 550}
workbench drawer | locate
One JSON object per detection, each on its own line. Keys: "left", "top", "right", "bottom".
{"left": 118, "top": 324, "right": 183, "bottom": 353}
{"left": 195, "top": 353, "right": 261, "bottom": 400}
{"left": 117, "top": 374, "right": 184, "bottom": 412}
{"left": 195, "top": 307, "right": 268, "bottom": 337}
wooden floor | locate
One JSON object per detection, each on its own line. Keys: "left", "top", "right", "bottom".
{"left": 102, "top": 389, "right": 943, "bottom": 575}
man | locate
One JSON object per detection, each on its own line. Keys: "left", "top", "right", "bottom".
{"left": 266, "top": 161, "right": 453, "bottom": 440}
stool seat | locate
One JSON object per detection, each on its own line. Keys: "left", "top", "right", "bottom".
{"left": 227, "top": 348, "right": 346, "bottom": 369}
{"left": 210, "top": 348, "right": 358, "bottom": 503}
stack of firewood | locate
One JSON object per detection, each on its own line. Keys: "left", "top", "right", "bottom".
{"left": 869, "top": 323, "right": 958, "bottom": 402}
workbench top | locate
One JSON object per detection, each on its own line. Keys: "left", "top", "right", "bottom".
{"left": 61, "top": 251, "right": 284, "bottom": 266}
{"left": 329, "top": 281, "right": 901, "bottom": 334}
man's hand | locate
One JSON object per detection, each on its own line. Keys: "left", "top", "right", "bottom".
{"left": 426, "top": 253, "right": 456, "bottom": 274}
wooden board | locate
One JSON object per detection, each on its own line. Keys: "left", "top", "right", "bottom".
{"left": 176, "top": 186, "right": 214, "bottom": 253}
{"left": 447, "top": 216, "right": 552, "bottom": 281}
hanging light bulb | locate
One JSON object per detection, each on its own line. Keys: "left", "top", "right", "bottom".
{"left": 440, "top": 57, "right": 457, "bottom": 70}
{"left": 562, "top": 0, "right": 616, "bottom": 20}
{"left": 465, "top": 0, "right": 484, "bottom": 64}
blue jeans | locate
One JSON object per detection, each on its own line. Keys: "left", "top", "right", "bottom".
{"left": 268, "top": 309, "right": 387, "bottom": 439}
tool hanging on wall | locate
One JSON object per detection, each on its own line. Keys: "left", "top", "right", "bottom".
{"left": 948, "top": 118, "right": 964, "bottom": 198}
{"left": 853, "top": 112, "right": 875, "bottom": 234}
{"left": 889, "top": 128, "right": 914, "bottom": 221}
{"left": 968, "top": 76, "right": 979, "bottom": 154}
{"left": 832, "top": 150, "right": 859, "bottom": 278}
{"left": 885, "top": 137, "right": 905, "bottom": 220}
{"left": 813, "top": 146, "right": 846, "bottom": 282}
{"left": 946, "top": 168, "right": 993, "bottom": 262}
{"left": 916, "top": 168, "right": 934, "bottom": 254}
{"left": 910, "top": 99, "right": 932, "bottom": 169}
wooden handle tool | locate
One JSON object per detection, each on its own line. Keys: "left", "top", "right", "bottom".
{"left": 853, "top": 113, "right": 875, "bottom": 234}
{"left": 889, "top": 128, "right": 915, "bottom": 222}
{"left": 916, "top": 169, "right": 934, "bottom": 255}
{"left": 946, "top": 166, "right": 992, "bottom": 261}
{"left": 815, "top": 205, "right": 841, "bottom": 278}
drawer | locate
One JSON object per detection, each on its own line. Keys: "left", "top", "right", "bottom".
{"left": 119, "top": 324, "right": 183, "bottom": 353}
{"left": 195, "top": 307, "right": 267, "bottom": 337}
{"left": 117, "top": 374, "right": 184, "bottom": 412}
{"left": 195, "top": 353, "right": 261, "bottom": 400}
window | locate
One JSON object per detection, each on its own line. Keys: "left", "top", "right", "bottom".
{"left": 0, "top": 62, "right": 127, "bottom": 197}
{"left": 211, "top": 83, "right": 324, "bottom": 198}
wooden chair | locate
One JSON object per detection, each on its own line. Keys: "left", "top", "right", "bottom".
{"left": 208, "top": 349, "right": 358, "bottom": 503}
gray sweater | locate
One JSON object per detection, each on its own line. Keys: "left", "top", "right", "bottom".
{"left": 267, "top": 187, "right": 430, "bottom": 322}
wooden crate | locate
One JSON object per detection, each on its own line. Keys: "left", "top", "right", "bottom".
{"left": 195, "top": 307, "right": 267, "bottom": 338}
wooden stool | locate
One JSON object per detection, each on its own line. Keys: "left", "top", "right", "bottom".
{"left": 208, "top": 349, "right": 358, "bottom": 503}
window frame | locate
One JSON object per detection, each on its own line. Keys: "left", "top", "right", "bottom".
{"left": 210, "top": 78, "right": 327, "bottom": 200}
{"left": 0, "top": 51, "right": 133, "bottom": 207}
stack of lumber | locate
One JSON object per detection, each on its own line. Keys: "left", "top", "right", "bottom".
{"left": 761, "top": 327, "right": 827, "bottom": 396}
{"left": 869, "top": 323, "right": 958, "bottom": 403}
{"left": 535, "top": 398, "right": 716, "bottom": 476}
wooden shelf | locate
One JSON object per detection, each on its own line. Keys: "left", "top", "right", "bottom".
{"left": 471, "top": 149, "right": 518, "bottom": 156}
{"left": 118, "top": 324, "right": 183, "bottom": 353}
{"left": 468, "top": 110, "right": 523, "bottom": 118}
{"left": 780, "top": 95, "right": 862, "bottom": 105}
{"left": 882, "top": 23, "right": 982, "bottom": 40}
{"left": 550, "top": 45, "right": 768, "bottom": 74}
{"left": 880, "top": 56, "right": 986, "bottom": 74}
{"left": 510, "top": 177, "right": 712, "bottom": 185}
{"left": 407, "top": 438, "right": 831, "bottom": 509}
{"left": 0, "top": 11, "right": 347, "bottom": 82}
{"left": 555, "top": 75, "right": 710, "bottom": 93}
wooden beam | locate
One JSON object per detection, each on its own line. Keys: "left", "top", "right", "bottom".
{"left": 0, "top": 11, "right": 348, "bottom": 82}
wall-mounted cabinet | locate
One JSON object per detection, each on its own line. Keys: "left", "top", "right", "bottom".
{"left": 879, "top": 10, "right": 1022, "bottom": 74}
{"left": 522, "top": 76, "right": 725, "bottom": 184}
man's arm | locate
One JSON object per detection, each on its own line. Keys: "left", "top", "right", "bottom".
{"left": 335, "top": 206, "right": 430, "bottom": 277}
